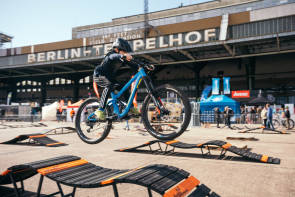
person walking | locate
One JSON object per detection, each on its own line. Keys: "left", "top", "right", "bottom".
{"left": 261, "top": 105, "right": 267, "bottom": 128}
{"left": 266, "top": 104, "right": 274, "bottom": 130}
{"left": 285, "top": 106, "right": 291, "bottom": 130}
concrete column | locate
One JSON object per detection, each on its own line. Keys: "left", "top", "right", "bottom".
{"left": 193, "top": 62, "right": 207, "bottom": 100}
{"left": 40, "top": 81, "right": 47, "bottom": 107}
{"left": 195, "top": 70, "right": 201, "bottom": 99}
{"left": 73, "top": 79, "right": 80, "bottom": 102}
{"left": 244, "top": 57, "right": 256, "bottom": 90}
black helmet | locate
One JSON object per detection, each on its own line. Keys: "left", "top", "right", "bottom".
{"left": 112, "top": 38, "right": 132, "bottom": 52}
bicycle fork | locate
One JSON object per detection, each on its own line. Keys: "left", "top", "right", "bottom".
{"left": 143, "top": 77, "right": 169, "bottom": 116}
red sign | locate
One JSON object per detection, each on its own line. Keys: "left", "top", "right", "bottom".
{"left": 232, "top": 90, "right": 250, "bottom": 98}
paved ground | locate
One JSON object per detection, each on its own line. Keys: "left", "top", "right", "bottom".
{"left": 0, "top": 120, "right": 294, "bottom": 197}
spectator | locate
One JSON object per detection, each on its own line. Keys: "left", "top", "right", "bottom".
{"left": 125, "top": 120, "right": 130, "bottom": 130}
{"left": 250, "top": 107, "right": 256, "bottom": 123}
{"left": 240, "top": 106, "right": 246, "bottom": 124}
{"left": 266, "top": 104, "right": 274, "bottom": 130}
{"left": 261, "top": 106, "right": 267, "bottom": 127}
{"left": 224, "top": 106, "right": 233, "bottom": 128}
{"left": 56, "top": 109, "right": 61, "bottom": 122}
{"left": 257, "top": 106, "right": 262, "bottom": 124}
{"left": 70, "top": 108, "right": 75, "bottom": 122}
{"left": 214, "top": 107, "right": 221, "bottom": 128}
{"left": 285, "top": 106, "right": 291, "bottom": 130}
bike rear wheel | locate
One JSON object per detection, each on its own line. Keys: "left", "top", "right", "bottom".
{"left": 141, "top": 84, "right": 191, "bottom": 140}
{"left": 284, "top": 119, "right": 295, "bottom": 129}
{"left": 75, "top": 98, "right": 112, "bottom": 144}
{"left": 290, "top": 119, "right": 295, "bottom": 129}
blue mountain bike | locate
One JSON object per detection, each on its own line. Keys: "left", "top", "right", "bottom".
{"left": 75, "top": 60, "right": 191, "bottom": 144}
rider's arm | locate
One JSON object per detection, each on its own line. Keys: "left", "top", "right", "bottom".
{"left": 126, "top": 60, "right": 139, "bottom": 70}
{"left": 108, "top": 53, "right": 124, "bottom": 61}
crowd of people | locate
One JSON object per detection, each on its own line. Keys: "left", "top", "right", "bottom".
{"left": 213, "top": 104, "right": 292, "bottom": 130}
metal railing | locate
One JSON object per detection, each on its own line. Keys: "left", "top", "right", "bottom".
{"left": 190, "top": 112, "right": 295, "bottom": 129}
{"left": 0, "top": 114, "right": 41, "bottom": 122}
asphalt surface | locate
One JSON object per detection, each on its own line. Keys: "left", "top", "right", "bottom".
{"left": 0, "top": 121, "right": 294, "bottom": 197}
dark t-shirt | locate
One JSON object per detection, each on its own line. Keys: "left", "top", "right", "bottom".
{"left": 94, "top": 51, "right": 138, "bottom": 82}
{"left": 285, "top": 110, "right": 290, "bottom": 118}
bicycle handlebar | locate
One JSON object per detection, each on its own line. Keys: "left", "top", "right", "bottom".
{"left": 130, "top": 59, "right": 155, "bottom": 71}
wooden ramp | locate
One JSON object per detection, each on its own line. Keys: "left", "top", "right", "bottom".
{"left": 0, "top": 155, "right": 219, "bottom": 197}
{"left": 1, "top": 133, "right": 67, "bottom": 147}
{"left": 115, "top": 140, "right": 280, "bottom": 164}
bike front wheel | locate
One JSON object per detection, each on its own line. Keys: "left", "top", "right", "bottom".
{"left": 141, "top": 84, "right": 191, "bottom": 140}
{"left": 272, "top": 119, "right": 280, "bottom": 129}
{"left": 75, "top": 98, "right": 112, "bottom": 144}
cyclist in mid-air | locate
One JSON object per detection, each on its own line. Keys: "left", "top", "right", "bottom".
{"left": 93, "top": 38, "right": 140, "bottom": 120}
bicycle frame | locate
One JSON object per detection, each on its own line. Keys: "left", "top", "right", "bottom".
{"left": 107, "top": 67, "right": 146, "bottom": 119}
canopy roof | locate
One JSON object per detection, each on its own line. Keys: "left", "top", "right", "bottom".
{"left": 248, "top": 96, "right": 271, "bottom": 105}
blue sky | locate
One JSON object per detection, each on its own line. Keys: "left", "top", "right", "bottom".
{"left": 1, "top": 0, "right": 210, "bottom": 48}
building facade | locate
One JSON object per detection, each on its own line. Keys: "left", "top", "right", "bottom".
{"left": 0, "top": 0, "right": 295, "bottom": 105}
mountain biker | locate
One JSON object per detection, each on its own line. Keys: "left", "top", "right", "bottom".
{"left": 93, "top": 38, "right": 140, "bottom": 120}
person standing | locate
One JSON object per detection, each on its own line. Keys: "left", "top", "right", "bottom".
{"left": 285, "top": 106, "right": 291, "bottom": 130}
{"left": 224, "top": 106, "right": 232, "bottom": 128}
{"left": 56, "top": 109, "right": 61, "bottom": 122}
{"left": 240, "top": 106, "right": 246, "bottom": 124}
{"left": 266, "top": 104, "right": 274, "bottom": 130}
{"left": 214, "top": 107, "right": 221, "bottom": 128}
{"left": 70, "top": 108, "right": 75, "bottom": 122}
{"left": 261, "top": 105, "right": 267, "bottom": 128}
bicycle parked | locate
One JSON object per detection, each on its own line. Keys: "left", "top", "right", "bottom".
{"left": 75, "top": 60, "right": 191, "bottom": 144}
{"left": 272, "top": 113, "right": 294, "bottom": 129}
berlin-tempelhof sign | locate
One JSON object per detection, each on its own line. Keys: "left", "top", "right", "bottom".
{"left": 27, "top": 28, "right": 218, "bottom": 63}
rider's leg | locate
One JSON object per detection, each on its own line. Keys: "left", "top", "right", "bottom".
{"left": 95, "top": 76, "right": 113, "bottom": 120}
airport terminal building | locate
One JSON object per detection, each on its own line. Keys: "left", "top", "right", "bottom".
{"left": 1, "top": 0, "right": 295, "bottom": 106}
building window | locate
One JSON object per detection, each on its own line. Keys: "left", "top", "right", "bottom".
{"left": 61, "top": 78, "right": 66, "bottom": 84}
{"left": 55, "top": 78, "right": 60, "bottom": 85}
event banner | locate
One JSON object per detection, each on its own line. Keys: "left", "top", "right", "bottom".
{"left": 212, "top": 78, "right": 220, "bottom": 95}
{"left": 223, "top": 77, "right": 231, "bottom": 94}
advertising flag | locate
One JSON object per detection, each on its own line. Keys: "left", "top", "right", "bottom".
{"left": 212, "top": 78, "right": 220, "bottom": 95}
{"left": 223, "top": 77, "right": 231, "bottom": 94}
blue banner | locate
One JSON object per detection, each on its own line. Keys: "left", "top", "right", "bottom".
{"left": 212, "top": 78, "right": 220, "bottom": 95}
{"left": 200, "top": 85, "right": 212, "bottom": 101}
{"left": 223, "top": 77, "right": 231, "bottom": 94}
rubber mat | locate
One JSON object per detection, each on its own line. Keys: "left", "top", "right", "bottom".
{"left": 1, "top": 133, "right": 67, "bottom": 147}
{"left": 115, "top": 140, "right": 280, "bottom": 164}
{"left": 0, "top": 155, "right": 220, "bottom": 197}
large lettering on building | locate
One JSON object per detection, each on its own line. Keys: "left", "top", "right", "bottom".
{"left": 27, "top": 28, "right": 218, "bottom": 63}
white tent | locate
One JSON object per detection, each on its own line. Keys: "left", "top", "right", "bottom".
{"left": 42, "top": 102, "right": 59, "bottom": 121}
